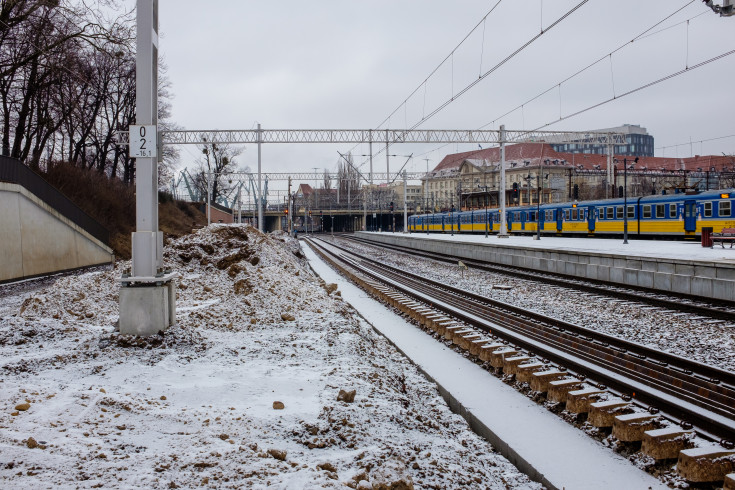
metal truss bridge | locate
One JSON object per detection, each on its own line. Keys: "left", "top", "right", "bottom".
{"left": 117, "top": 128, "right": 627, "bottom": 146}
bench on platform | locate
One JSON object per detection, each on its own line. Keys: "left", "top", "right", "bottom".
{"left": 712, "top": 227, "right": 735, "bottom": 248}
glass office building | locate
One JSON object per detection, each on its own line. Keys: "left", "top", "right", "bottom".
{"left": 550, "top": 124, "right": 654, "bottom": 157}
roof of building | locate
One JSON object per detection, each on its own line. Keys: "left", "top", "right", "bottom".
{"left": 432, "top": 143, "right": 734, "bottom": 175}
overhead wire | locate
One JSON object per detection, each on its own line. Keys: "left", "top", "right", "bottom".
{"left": 412, "top": 0, "right": 712, "bottom": 162}
{"left": 530, "top": 49, "right": 735, "bottom": 133}
{"left": 481, "top": 0, "right": 697, "bottom": 130}
{"left": 373, "top": 0, "right": 504, "bottom": 131}
{"left": 340, "top": 1, "right": 504, "bottom": 169}
{"left": 360, "top": 0, "right": 589, "bottom": 168}
{"left": 657, "top": 134, "right": 735, "bottom": 153}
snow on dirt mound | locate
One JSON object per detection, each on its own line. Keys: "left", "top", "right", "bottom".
{"left": 0, "top": 224, "right": 539, "bottom": 489}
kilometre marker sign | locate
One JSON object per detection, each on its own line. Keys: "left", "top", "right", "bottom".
{"left": 129, "top": 125, "right": 157, "bottom": 158}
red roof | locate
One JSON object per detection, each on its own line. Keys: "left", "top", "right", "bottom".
{"left": 433, "top": 144, "right": 735, "bottom": 173}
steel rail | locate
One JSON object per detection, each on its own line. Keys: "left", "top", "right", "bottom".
{"left": 344, "top": 235, "right": 735, "bottom": 320}
{"left": 306, "top": 237, "right": 735, "bottom": 442}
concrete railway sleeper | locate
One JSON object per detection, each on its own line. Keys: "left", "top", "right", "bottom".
{"left": 344, "top": 235, "right": 735, "bottom": 322}
{"left": 328, "top": 237, "right": 735, "bottom": 389}
{"left": 305, "top": 237, "right": 735, "bottom": 485}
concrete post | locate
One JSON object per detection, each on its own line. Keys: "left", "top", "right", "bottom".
{"left": 119, "top": 0, "right": 176, "bottom": 336}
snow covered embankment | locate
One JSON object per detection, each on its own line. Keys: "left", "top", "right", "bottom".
{"left": 0, "top": 225, "right": 540, "bottom": 489}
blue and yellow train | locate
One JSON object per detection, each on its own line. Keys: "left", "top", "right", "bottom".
{"left": 407, "top": 189, "right": 735, "bottom": 238}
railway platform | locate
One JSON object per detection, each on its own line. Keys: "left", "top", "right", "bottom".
{"left": 355, "top": 232, "right": 735, "bottom": 303}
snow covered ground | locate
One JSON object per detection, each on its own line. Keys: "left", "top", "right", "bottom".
{"left": 338, "top": 235, "right": 735, "bottom": 372}
{"left": 0, "top": 225, "right": 541, "bottom": 489}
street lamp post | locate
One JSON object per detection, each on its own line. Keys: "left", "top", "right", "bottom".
{"left": 536, "top": 159, "right": 548, "bottom": 240}
{"left": 450, "top": 196, "right": 454, "bottom": 236}
{"left": 478, "top": 184, "right": 489, "bottom": 238}
{"left": 622, "top": 157, "right": 639, "bottom": 245}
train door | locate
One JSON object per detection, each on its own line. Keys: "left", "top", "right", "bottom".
{"left": 555, "top": 209, "right": 563, "bottom": 231}
{"left": 520, "top": 211, "right": 527, "bottom": 230}
{"left": 683, "top": 200, "right": 697, "bottom": 232}
{"left": 538, "top": 208, "right": 545, "bottom": 233}
{"left": 587, "top": 206, "right": 596, "bottom": 232}
{"left": 507, "top": 211, "right": 513, "bottom": 231}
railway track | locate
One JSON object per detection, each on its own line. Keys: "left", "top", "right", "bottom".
{"left": 343, "top": 234, "right": 735, "bottom": 323}
{"left": 305, "top": 236, "right": 735, "bottom": 444}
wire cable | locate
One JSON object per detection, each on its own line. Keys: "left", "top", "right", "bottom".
{"left": 531, "top": 49, "right": 735, "bottom": 132}
{"left": 373, "top": 0, "right": 504, "bottom": 131}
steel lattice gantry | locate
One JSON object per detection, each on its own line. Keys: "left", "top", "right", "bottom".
{"left": 116, "top": 128, "right": 627, "bottom": 146}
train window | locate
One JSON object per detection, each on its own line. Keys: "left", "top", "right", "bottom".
{"left": 627, "top": 205, "right": 635, "bottom": 218}
{"left": 616, "top": 206, "right": 623, "bottom": 218}
{"left": 655, "top": 205, "right": 665, "bottom": 218}
{"left": 703, "top": 202, "right": 713, "bottom": 218}
{"left": 606, "top": 207, "right": 613, "bottom": 219}
{"left": 571, "top": 209, "right": 577, "bottom": 220}
{"left": 642, "top": 205, "right": 651, "bottom": 219}
{"left": 565, "top": 209, "right": 570, "bottom": 220}
{"left": 669, "top": 204, "right": 676, "bottom": 218}
{"left": 719, "top": 201, "right": 731, "bottom": 217}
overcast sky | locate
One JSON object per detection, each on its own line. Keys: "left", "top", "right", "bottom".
{"left": 154, "top": 0, "right": 734, "bottom": 186}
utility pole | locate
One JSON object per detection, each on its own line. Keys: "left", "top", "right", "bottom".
{"left": 207, "top": 170, "right": 212, "bottom": 226}
{"left": 403, "top": 170, "right": 408, "bottom": 233}
{"left": 287, "top": 176, "right": 292, "bottom": 235}
{"left": 257, "top": 123, "right": 263, "bottom": 232}
{"left": 423, "top": 158, "right": 430, "bottom": 214}
{"left": 385, "top": 129, "right": 390, "bottom": 184}
{"left": 368, "top": 130, "right": 373, "bottom": 232}
{"left": 119, "top": 0, "right": 175, "bottom": 337}
{"left": 499, "top": 124, "right": 508, "bottom": 237}
{"left": 606, "top": 139, "right": 613, "bottom": 199}
{"left": 312, "top": 167, "right": 319, "bottom": 205}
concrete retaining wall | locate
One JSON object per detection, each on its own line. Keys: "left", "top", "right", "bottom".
{"left": 1, "top": 182, "right": 114, "bottom": 282}
{"left": 356, "top": 232, "right": 735, "bottom": 303}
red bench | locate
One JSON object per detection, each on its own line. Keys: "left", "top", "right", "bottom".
{"left": 712, "top": 228, "right": 735, "bottom": 248}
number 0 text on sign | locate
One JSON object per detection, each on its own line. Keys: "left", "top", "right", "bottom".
{"left": 130, "top": 125, "right": 157, "bottom": 158}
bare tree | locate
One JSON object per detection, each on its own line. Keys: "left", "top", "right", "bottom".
{"left": 336, "top": 153, "right": 360, "bottom": 206}
{"left": 192, "top": 139, "right": 242, "bottom": 206}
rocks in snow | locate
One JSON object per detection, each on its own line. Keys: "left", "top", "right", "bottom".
{"left": 369, "top": 458, "right": 414, "bottom": 490}
{"left": 280, "top": 312, "right": 295, "bottom": 322}
{"left": 14, "top": 402, "right": 30, "bottom": 411}
{"left": 267, "top": 448, "right": 286, "bottom": 461}
{"left": 337, "top": 389, "right": 356, "bottom": 403}
{"left": 272, "top": 401, "right": 285, "bottom": 410}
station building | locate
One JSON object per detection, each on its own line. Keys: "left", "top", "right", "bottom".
{"left": 423, "top": 143, "right": 735, "bottom": 211}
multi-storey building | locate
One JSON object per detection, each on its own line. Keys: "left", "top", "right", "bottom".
{"left": 549, "top": 124, "right": 654, "bottom": 157}
{"left": 424, "top": 143, "right": 735, "bottom": 209}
